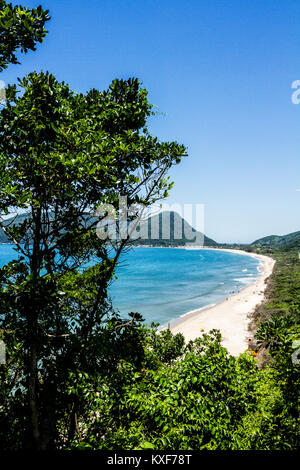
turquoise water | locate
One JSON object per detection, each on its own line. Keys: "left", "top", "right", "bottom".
{"left": 110, "top": 248, "right": 261, "bottom": 325}
{"left": 0, "top": 245, "right": 261, "bottom": 326}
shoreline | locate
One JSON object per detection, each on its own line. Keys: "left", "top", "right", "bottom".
{"left": 169, "top": 248, "right": 275, "bottom": 356}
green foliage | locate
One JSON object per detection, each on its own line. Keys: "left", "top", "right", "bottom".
{"left": 145, "top": 327, "right": 185, "bottom": 366}
{"left": 254, "top": 251, "right": 300, "bottom": 326}
{"left": 66, "top": 330, "right": 261, "bottom": 450}
{"left": 236, "top": 332, "right": 300, "bottom": 450}
{"left": 0, "top": 1, "right": 49, "bottom": 72}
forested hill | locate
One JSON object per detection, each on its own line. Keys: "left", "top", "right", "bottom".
{"left": 251, "top": 230, "right": 300, "bottom": 250}
{"left": 0, "top": 211, "right": 218, "bottom": 247}
{"left": 130, "top": 210, "right": 218, "bottom": 247}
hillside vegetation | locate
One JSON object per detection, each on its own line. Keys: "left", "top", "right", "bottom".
{"left": 252, "top": 231, "right": 300, "bottom": 251}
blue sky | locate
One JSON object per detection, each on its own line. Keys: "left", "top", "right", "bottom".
{"left": 2, "top": 0, "right": 300, "bottom": 243}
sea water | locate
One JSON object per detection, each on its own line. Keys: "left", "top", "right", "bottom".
{"left": 110, "top": 247, "right": 261, "bottom": 325}
{"left": 0, "top": 245, "right": 261, "bottom": 326}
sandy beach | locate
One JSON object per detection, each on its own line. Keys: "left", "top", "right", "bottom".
{"left": 170, "top": 248, "right": 275, "bottom": 356}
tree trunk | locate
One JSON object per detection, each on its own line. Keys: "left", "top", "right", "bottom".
{"left": 28, "top": 338, "right": 40, "bottom": 448}
{"left": 27, "top": 204, "right": 43, "bottom": 449}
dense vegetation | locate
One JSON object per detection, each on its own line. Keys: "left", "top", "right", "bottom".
{"left": 252, "top": 231, "right": 300, "bottom": 251}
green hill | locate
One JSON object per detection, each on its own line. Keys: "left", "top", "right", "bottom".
{"left": 251, "top": 231, "right": 300, "bottom": 250}
{"left": 130, "top": 210, "right": 218, "bottom": 247}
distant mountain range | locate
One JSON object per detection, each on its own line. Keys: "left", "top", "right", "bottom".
{"left": 0, "top": 210, "right": 218, "bottom": 247}
{"left": 251, "top": 231, "right": 300, "bottom": 250}
{"left": 2, "top": 211, "right": 299, "bottom": 250}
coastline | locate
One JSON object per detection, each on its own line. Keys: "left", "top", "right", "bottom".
{"left": 169, "top": 248, "right": 275, "bottom": 356}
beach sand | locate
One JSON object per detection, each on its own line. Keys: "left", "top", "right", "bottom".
{"left": 170, "top": 249, "right": 275, "bottom": 356}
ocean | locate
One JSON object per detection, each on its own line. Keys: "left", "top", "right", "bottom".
{"left": 0, "top": 245, "right": 261, "bottom": 327}
{"left": 110, "top": 248, "right": 261, "bottom": 325}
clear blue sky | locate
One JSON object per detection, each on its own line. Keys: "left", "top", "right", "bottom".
{"left": 2, "top": 0, "right": 300, "bottom": 243}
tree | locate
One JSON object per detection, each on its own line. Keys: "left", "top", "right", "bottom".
{"left": 0, "top": 71, "right": 186, "bottom": 449}
{"left": 0, "top": 1, "right": 49, "bottom": 72}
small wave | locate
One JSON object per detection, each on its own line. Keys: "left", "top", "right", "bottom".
{"left": 234, "top": 277, "right": 255, "bottom": 285}
{"left": 242, "top": 268, "right": 247, "bottom": 272}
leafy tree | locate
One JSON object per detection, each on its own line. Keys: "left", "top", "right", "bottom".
{"left": 0, "top": 71, "right": 186, "bottom": 449}
{"left": 0, "top": 1, "right": 49, "bottom": 72}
